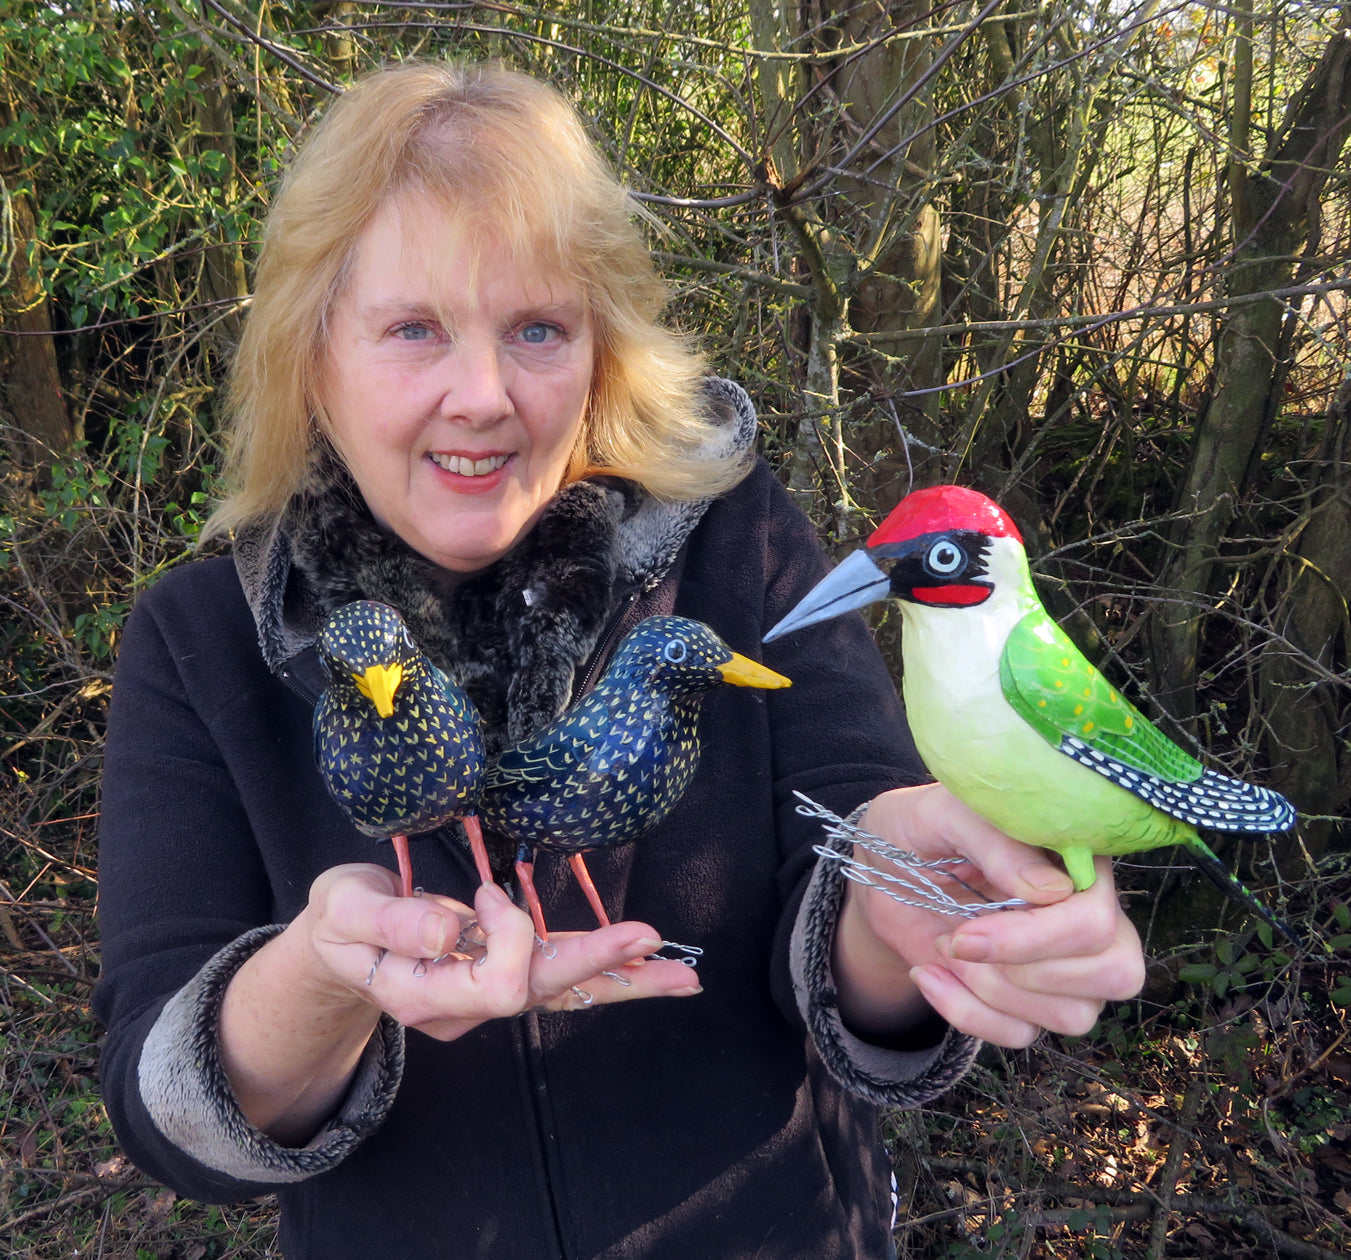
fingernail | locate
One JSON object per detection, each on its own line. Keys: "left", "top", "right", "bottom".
{"left": 629, "top": 936, "right": 663, "bottom": 957}
{"left": 950, "top": 933, "right": 990, "bottom": 963}
{"left": 477, "top": 882, "right": 511, "bottom": 908}
{"left": 674, "top": 984, "right": 703, "bottom": 997}
{"left": 1022, "top": 864, "right": 1073, "bottom": 893}
{"left": 418, "top": 914, "right": 449, "bottom": 956}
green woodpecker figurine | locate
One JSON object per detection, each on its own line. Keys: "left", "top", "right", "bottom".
{"left": 765, "top": 485, "right": 1297, "bottom": 941}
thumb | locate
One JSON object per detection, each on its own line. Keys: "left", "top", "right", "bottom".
{"left": 959, "top": 833, "right": 1077, "bottom": 906}
{"left": 892, "top": 784, "right": 1076, "bottom": 904}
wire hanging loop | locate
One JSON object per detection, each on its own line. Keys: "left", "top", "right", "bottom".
{"left": 793, "top": 792, "right": 1029, "bottom": 919}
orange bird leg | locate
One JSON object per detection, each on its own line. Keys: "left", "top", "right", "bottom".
{"left": 390, "top": 833, "right": 415, "bottom": 899}
{"left": 513, "top": 856, "right": 551, "bottom": 944}
{"left": 567, "top": 852, "right": 612, "bottom": 929}
{"left": 462, "top": 813, "right": 493, "bottom": 886}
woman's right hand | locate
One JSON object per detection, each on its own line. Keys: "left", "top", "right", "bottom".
{"left": 297, "top": 863, "right": 702, "bottom": 1040}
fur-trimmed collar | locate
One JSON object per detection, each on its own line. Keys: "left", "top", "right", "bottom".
{"left": 232, "top": 377, "right": 758, "bottom": 750}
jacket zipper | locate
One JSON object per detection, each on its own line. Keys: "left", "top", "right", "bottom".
{"left": 572, "top": 589, "right": 640, "bottom": 700}
{"left": 515, "top": 585, "right": 643, "bottom": 1259}
{"left": 277, "top": 663, "right": 320, "bottom": 707}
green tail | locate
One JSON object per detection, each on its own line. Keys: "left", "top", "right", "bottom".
{"left": 1185, "top": 835, "right": 1299, "bottom": 946}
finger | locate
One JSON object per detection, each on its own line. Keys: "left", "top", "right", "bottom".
{"left": 945, "top": 857, "right": 1131, "bottom": 968}
{"left": 312, "top": 865, "right": 476, "bottom": 962}
{"left": 359, "top": 885, "right": 538, "bottom": 1029}
{"left": 536, "top": 956, "right": 702, "bottom": 1012}
{"left": 425, "top": 882, "right": 537, "bottom": 1015}
{"left": 946, "top": 917, "right": 1145, "bottom": 1014}
{"left": 929, "top": 943, "right": 1109, "bottom": 1036}
{"left": 909, "top": 964, "right": 1042, "bottom": 1049}
{"left": 526, "top": 923, "right": 698, "bottom": 1007}
{"left": 865, "top": 785, "right": 1075, "bottom": 905}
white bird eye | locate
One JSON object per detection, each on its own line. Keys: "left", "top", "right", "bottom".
{"left": 663, "top": 639, "right": 688, "bottom": 663}
{"left": 926, "top": 539, "right": 965, "bottom": 576}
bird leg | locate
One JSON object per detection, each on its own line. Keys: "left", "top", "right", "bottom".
{"left": 461, "top": 813, "right": 494, "bottom": 886}
{"left": 513, "top": 849, "right": 552, "bottom": 944}
{"left": 567, "top": 853, "right": 612, "bottom": 929}
{"left": 391, "top": 833, "right": 415, "bottom": 899}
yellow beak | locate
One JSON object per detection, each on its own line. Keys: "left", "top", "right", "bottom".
{"left": 353, "top": 662, "right": 403, "bottom": 718}
{"left": 717, "top": 652, "right": 792, "bottom": 690}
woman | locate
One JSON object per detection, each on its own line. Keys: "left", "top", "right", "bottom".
{"left": 96, "top": 61, "right": 1143, "bottom": 1258}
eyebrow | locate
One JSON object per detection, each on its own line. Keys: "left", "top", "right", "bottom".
{"left": 352, "top": 300, "right": 437, "bottom": 322}
{"left": 352, "top": 296, "right": 588, "bottom": 325}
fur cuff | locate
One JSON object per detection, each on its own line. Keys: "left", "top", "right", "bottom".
{"left": 790, "top": 806, "right": 979, "bottom": 1107}
{"left": 138, "top": 926, "right": 404, "bottom": 1183}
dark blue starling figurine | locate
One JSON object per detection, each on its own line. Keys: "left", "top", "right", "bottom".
{"left": 480, "top": 615, "right": 791, "bottom": 941}
{"left": 314, "top": 600, "right": 491, "bottom": 897}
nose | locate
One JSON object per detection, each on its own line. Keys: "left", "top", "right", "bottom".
{"left": 439, "top": 336, "right": 512, "bottom": 429}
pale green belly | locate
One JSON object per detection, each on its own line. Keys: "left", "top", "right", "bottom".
{"left": 902, "top": 670, "right": 1195, "bottom": 858}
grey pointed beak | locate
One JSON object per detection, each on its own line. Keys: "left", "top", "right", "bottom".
{"left": 763, "top": 549, "right": 892, "bottom": 642}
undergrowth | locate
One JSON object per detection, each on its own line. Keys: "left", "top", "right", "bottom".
{"left": 890, "top": 928, "right": 1351, "bottom": 1259}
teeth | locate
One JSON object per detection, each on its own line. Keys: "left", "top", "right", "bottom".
{"left": 431, "top": 453, "right": 509, "bottom": 477}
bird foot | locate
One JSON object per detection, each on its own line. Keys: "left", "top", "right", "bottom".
{"left": 651, "top": 940, "right": 704, "bottom": 967}
{"left": 454, "top": 919, "right": 487, "bottom": 955}
{"left": 795, "top": 792, "right": 1029, "bottom": 919}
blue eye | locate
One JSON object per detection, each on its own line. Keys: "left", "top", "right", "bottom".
{"left": 663, "top": 640, "right": 687, "bottom": 663}
{"left": 518, "top": 321, "right": 559, "bottom": 345}
{"left": 393, "top": 322, "right": 435, "bottom": 342}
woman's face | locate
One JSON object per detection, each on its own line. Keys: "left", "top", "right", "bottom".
{"left": 319, "top": 197, "right": 595, "bottom": 574}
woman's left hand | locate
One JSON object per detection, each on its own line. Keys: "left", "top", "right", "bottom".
{"left": 832, "top": 783, "right": 1146, "bottom": 1048}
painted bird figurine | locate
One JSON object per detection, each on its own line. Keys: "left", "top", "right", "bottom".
{"left": 765, "top": 485, "right": 1298, "bottom": 941}
{"left": 480, "top": 615, "right": 791, "bottom": 941}
{"left": 314, "top": 600, "right": 492, "bottom": 898}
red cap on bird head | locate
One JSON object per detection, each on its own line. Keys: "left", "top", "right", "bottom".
{"left": 867, "top": 484, "right": 1023, "bottom": 548}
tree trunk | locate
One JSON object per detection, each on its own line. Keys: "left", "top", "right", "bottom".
{"left": 1260, "top": 376, "right": 1351, "bottom": 867}
{"left": 833, "top": 1, "right": 946, "bottom": 501}
{"left": 184, "top": 47, "right": 248, "bottom": 357}
{"left": 748, "top": 0, "right": 857, "bottom": 532}
{"left": 757, "top": 0, "right": 946, "bottom": 529}
{"left": 1151, "top": 14, "right": 1351, "bottom": 722}
{"left": 0, "top": 101, "right": 71, "bottom": 474}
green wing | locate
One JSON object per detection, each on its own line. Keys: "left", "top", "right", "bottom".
{"left": 999, "top": 612, "right": 1202, "bottom": 784}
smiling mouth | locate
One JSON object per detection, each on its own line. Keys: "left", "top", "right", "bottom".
{"left": 429, "top": 452, "right": 511, "bottom": 477}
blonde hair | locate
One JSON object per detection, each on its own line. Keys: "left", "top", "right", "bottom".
{"left": 207, "top": 60, "right": 750, "bottom": 539}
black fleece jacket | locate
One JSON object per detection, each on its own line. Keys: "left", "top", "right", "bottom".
{"left": 96, "top": 386, "right": 976, "bottom": 1259}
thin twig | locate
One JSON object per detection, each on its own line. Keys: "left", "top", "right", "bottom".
{"left": 1146, "top": 1076, "right": 1203, "bottom": 1258}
